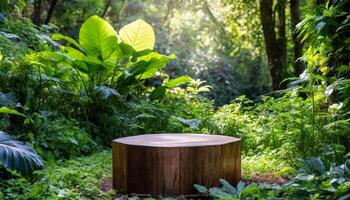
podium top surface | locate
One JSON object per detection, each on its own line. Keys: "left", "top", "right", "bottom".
{"left": 113, "top": 133, "right": 240, "bottom": 147}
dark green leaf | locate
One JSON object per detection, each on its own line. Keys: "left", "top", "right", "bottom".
{"left": 0, "top": 131, "right": 43, "bottom": 175}
{"left": 150, "top": 86, "right": 166, "bottom": 100}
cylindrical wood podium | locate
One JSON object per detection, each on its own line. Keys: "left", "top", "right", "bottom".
{"left": 112, "top": 134, "right": 241, "bottom": 196}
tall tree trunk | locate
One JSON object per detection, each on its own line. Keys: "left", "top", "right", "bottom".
{"left": 290, "top": 0, "right": 304, "bottom": 76}
{"left": 44, "top": 0, "right": 58, "bottom": 24}
{"left": 32, "top": 0, "right": 42, "bottom": 26}
{"left": 259, "top": 0, "right": 287, "bottom": 91}
{"left": 276, "top": 0, "right": 287, "bottom": 88}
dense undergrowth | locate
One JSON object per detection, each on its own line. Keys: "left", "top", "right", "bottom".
{"left": 0, "top": 0, "right": 350, "bottom": 199}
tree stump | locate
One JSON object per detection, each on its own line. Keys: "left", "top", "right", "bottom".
{"left": 112, "top": 134, "right": 241, "bottom": 196}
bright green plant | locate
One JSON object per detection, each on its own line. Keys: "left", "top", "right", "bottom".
{"left": 242, "top": 151, "right": 295, "bottom": 180}
{"left": 39, "top": 15, "right": 175, "bottom": 98}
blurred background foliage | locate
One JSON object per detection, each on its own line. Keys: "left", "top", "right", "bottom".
{"left": 2, "top": 0, "right": 273, "bottom": 105}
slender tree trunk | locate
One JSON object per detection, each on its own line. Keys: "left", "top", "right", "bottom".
{"left": 290, "top": 0, "right": 304, "bottom": 76}
{"left": 32, "top": 0, "right": 42, "bottom": 26}
{"left": 276, "top": 0, "right": 287, "bottom": 88}
{"left": 259, "top": 0, "right": 287, "bottom": 90}
{"left": 101, "top": 0, "right": 112, "bottom": 18}
{"left": 44, "top": 0, "right": 58, "bottom": 24}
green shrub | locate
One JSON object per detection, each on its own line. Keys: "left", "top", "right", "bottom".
{"left": 211, "top": 90, "right": 349, "bottom": 163}
{"left": 0, "top": 151, "right": 113, "bottom": 200}
{"left": 30, "top": 113, "right": 97, "bottom": 160}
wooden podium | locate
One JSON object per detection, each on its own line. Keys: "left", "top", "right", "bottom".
{"left": 112, "top": 133, "right": 241, "bottom": 196}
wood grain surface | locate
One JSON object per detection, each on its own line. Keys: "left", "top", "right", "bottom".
{"left": 112, "top": 133, "right": 241, "bottom": 196}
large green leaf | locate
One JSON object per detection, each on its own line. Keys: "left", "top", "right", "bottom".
{"left": 0, "top": 131, "right": 43, "bottom": 175}
{"left": 79, "top": 15, "right": 121, "bottom": 60}
{"left": 119, "top": 19, "right": 155, "bottom": 52}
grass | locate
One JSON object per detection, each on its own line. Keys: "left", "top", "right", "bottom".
{"left": 242, "top": 151, "right": 296, "bottom": 183}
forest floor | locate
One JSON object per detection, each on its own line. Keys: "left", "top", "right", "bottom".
{"left": 95, "top": 151, "right": 291, "bottom": 199}
{"left": 29, "top": 151, "right": 291, "bottom": 199}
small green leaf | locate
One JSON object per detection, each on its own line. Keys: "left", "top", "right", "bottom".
{"left": 93, "top": 86, "right": 120, "bottom": 100}
{"left": 129, "top": 53, "right": 174, "bottom": 80}
{"left": 52, "top": 33, "right": 81, "bottom": 49}
{"left": 119, "top": 19, "right": 155, "bottom": 52}
{"left": 150, "top": 86, "right": 166, "bottom": 100}
{"left": 0, "top": 107, "right": 26, "bottom": 118}
{"left": 345, "top": 160, "right": 350, "bottom": 178}
{"left": 208, "top": 187, "right": 232, "bottom": 198}
{"left": 164, "top": 76, "right": 192, "bottom": 88}
{"left": 0, "top": 49, "right": 3, "bottom": 61}
{"left": 64, "top": 46, "right": 87, "bottom": 61}
{"left": 194, "top": 184, "right": 208, "bottom": 194}
{"left": 236, "top": 181, "right": 246, "bottom": 194}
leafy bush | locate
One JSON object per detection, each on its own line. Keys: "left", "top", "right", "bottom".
{"left": 194, "top": 179, "right": 264, "bottom": 200}
{"left": 211, "top": 90, "right": 349, "bottom": 163}
{"left": 281, "top": 157, "right": 350, "bottom": 199}
{"left": 30, "top": 113, "right": 97, "bottom": 160}
{"left": 0, "top": 151, "right": 113, "bottom": 200}
{"left": 195, "top": 156, "right": 350, "bottom": 199}
{"left": 242, "top": 151, "right": 295, "bottom": 180}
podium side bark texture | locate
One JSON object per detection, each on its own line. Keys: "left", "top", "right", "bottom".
{"left": 112, "top": 134, "right": 241, "bottom": 196}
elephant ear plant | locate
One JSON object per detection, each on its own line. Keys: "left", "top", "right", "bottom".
{"left": 32, "top": 15, "right": 184, "bottom": 100}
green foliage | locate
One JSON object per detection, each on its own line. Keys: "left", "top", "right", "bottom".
{"left": 242, "top": 152, "right": 295, "bottom": 180}
{"left": 195, "top": 179, "right": 262, "bottom": 200}
{"left": 0, "top": 106, "right": 26, "bottom": 118}
{"left": 1, "top": 1, "right": 350, "bottom": 199}
{"left": 0, "top": 131, "right": 43, "bottom": 176}
{"left": 196, "top": 157, "right": 350, "bottom": 199}
{"left": 211, "top": 91, "right": 349, "bottom": 162}
{"left": 0, "top": 151, "right": 113, "bottom": 200}
{"left": 47, "top": 15, "right": 172, "bottom": 97}
{"left": 30, "top": 113, "right": 97, "bottom": 160}
{"left": 280, "top": 157, "right": 350, "bottom": 199}
{"left": 297, "top": 0, "right": 350, "bottom": 110}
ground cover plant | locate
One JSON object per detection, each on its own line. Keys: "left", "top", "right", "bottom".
{"left": 0, "top": 0, "right": 350, "bottom": 199}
